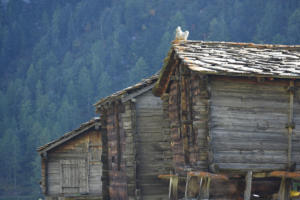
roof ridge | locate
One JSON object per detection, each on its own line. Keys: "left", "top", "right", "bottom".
{"left": 93, "top": 74, "right": 158, "bottom": 109}
{"left": 173, "top": 40, "right": 300, "bottom": 51}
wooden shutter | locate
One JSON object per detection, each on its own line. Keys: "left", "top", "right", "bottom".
{"left": 60, "top": 160, "right": 87, "bottom": 194}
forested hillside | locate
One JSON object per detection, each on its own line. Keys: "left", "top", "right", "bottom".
{"left": 0, "top": 0, "right": 300, "bottom": 199}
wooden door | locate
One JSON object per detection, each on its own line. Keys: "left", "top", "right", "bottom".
{"left": 60, "top": 160, "right": 87, "bottom": 194}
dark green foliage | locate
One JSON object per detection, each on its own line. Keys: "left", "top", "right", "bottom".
{"left": 0, "top": 0, "right": 300, "bottom": 199}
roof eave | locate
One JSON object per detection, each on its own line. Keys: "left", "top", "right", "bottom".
{"left": 37, "top": 120, "right": 100, "bottom": 154}
{"left": 94, "top": 75, "right": 159, "bottom": 112}
{"left": 152, "top": 48, "right": 178, "bottom": 97}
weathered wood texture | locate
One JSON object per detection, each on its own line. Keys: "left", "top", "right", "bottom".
{"left": 210, "top": 77, "right": 290, "bottom": 171}
{"left": 121, "top": 101, "right": 137, "bottom": 198}
{"left": 103, "top": 88, "right": 172, "bottom": 200}
{"left": 168, "top": 65, "right": 185, "bottom": 173}
{"left": 135, "top": 90, "right": 171, "bottom": 199}
{"left": 100, "top": 112, "right": 109, "bottom": 199}
{"left": 293, "top": 81, "right": 300, "bottom": 170}
{"left": 153, "top": 41, "right": 300, "bottom": 199}
{"left": 106, "top": 102, "right": 128, "bottom": 200}
{"left": 164, "top": 69, "right": 292, "bottom": 198}
{"left": 46, "top": 129, "right": 103, "bottom": 197}
{"left": 190, "top": 72, "right": 210, "bottom": 171}
{"left": 41, "top": 158, "right": 47, "bottom": 194}
{"left": 168, "top": 65, "right": 209, "bottom": 174}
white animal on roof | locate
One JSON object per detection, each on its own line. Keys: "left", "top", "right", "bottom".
{"left": 175, "top": 26, "right": 189, "bottom": 40}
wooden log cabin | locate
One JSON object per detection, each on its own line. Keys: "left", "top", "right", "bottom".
{"left": 94, "top": 75, "right": 172, "bottom": 200}
{"left": 152, "top": 40, "right": 300, "bottom": 200}
{"left": 37, "top": 118, "right": 107, "bottom": 200}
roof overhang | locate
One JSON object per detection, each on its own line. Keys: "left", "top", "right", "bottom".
{"left": 153, "top": 40, "right": 300, "bottom": 97}
{"left": 94, "top": 75, "right": 158, "bottom": 113}
{"left": 37, "top": 118, "right": 101, "bottom": 155}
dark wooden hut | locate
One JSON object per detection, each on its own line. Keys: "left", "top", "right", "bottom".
{"left": 153, "top": 40, "right": 300, "bottom": 200}
{"left": 94, "top": 75, "right": 172, "bottom": 200}
{"left": 37, "top": 118, "right": 105, "bottom": 200}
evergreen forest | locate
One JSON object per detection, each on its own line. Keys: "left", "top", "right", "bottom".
{"left": 0, "top": 0, "right": 300, "bottom": 199}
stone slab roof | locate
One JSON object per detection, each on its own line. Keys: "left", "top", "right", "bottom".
{"left": 176, "top": 41, "right": 300, "bottom": 78}
{"left": 153, "top": 40, "right": 300, "bottom": 96}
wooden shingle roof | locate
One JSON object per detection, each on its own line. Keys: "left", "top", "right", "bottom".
{"left": 37, "top": 117, "right": 101, "bottom": 153}
{"left": 153, "top": 40, "right": 300, "bottom": 96}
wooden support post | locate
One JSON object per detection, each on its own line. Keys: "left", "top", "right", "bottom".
{"left": 198, "top": 177, "right": 203, "bottom": 199}
{"left": 185, "top": 174, "right": 191, "bottom": 198}
{"left": 198, "top": 177, "right": 211, "bottom": 200}
{"left": 203, "top": 177, "right": 211, "bottom": 199}
{"left": 169, "top": 174, "right": 178, "bottom": 200}
{"left": 173, "top": 175, "right": 179, "bottom": 200}
{"left": 244, "top": 171, "right": 252, "bottom": 200}
{"left": 169, "top": 176, "right": 172, "bottom": 199}
{"left": 278, "top": 177, "right": 291, "bottom": 200}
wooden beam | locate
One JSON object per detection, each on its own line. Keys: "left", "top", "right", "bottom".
{"left": 244, "top": 171, "right": 252, "bottom": 200}
{"left": 38, "top": 123, "right": 96, "bottom": 154}
{"left": 168, "top": 174, "right": 178, "bottom": 200}
{"left": 114, "top": 102, "right": 121, "bottom": 171}
{"left": 269, "top": 171, "right": 300, "bottom": 179}
{"left": 184, "top": 174, "right": 191, "bottom": 199}
{"left": 198, "top": 177, "right": 203, "bottom": 198}
{"left": 287, "top": 80, "right": 294, "bottom": 170}
{"left": 188, "top": 171, "right": 228, "bottom": 181}
{"left": 252, "top": 171, "right": 300, "bottom": 180}
{"left": 180, "top": 67, "right": 190, "bottom": 165}
{"left": 199, "top": 177, "right": 211, "bottom": 199}
{"left": 158, "top": 174, "right": 185, "bottom": 180}
{"left": 278, "top": 177, "right": 291, "bottom": 200}
{"left": 121, "top": 84, "right": 155, "bottom": 103}
{"left": 152, "top": 50, "right": 178, "bottom": 97}
{"left": 158, "top": 174, "right": 178, "bottom": 179}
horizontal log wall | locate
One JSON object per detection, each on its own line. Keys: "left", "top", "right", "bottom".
{"left": 135, "top": 90, "right": 171, "bottom": 200}
{"left": 210, "top": 77, "right": 290, "bottom": 171}
{"left": 293, "top": 81, "right": 300, "bottom": 170}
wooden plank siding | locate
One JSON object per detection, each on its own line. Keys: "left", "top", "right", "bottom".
{"left": 163, "top": 66, "right": 290, "bottom": 199}
{"left": 152, "top": 41, "right": 300, "bottom": 199}
{"left": 135, "top": 90, "right": 171, "bottom": 199}
{"left": 101, "top": 88, "right": 172, "bottom": 200}
{"left": 46, "top": 129, "right": 103, "bottom": 197}
{"left": 293, "top": 81, "right": 300, "bottom": 170}
{"left": 210, "top": 76, "right": 290, "bottom": 172}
